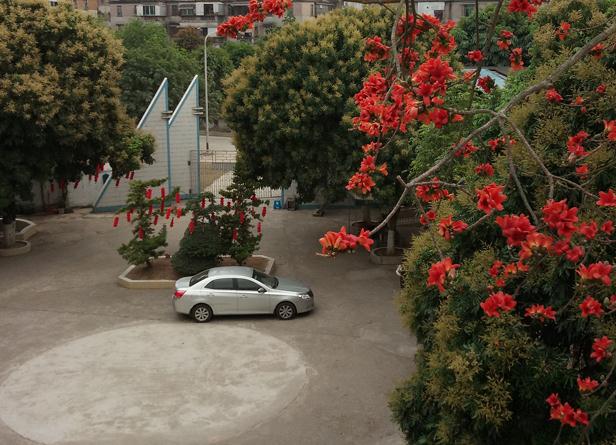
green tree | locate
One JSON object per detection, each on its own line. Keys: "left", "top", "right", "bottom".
{"left": 195, "top": 45, "right": 233, "bottom": 125}
{"left": 453, "top": 6, "right": 535, "bottom": 67}
{"left": 117, "top": 179, "right": 169, "bottom": 267}
{"left": 118, "top": 20, "right": 200, "bottom": 118}
{"left": 0, "top": 0, "right": 154, "bottom": 248}
{"left": 223, "top": 7, "right": 393, "bottom": 205}
{"left": 221, "top": 40, "right": 255, "bottom": 68}
{"left": 391, "top": 0, "right": 616, "bottom": 442}
{"left": 176, "top": 26, "right": 203, "bottom": 51}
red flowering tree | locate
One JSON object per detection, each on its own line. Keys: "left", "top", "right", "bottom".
{"left": 219, "top": 0, "right": 616, "bottom": 441}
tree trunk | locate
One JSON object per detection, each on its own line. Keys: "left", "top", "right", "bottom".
{"left": 386, "top": 211, "right": 399, "bottom": 256}
{"left": 1, "top": 218, "right": 16, "bottom": 249}
{"left": 362, "top": 204, "right": 370, "bottom": 223}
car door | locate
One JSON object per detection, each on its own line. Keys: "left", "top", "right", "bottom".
{"left": 203, "top": 278, "right": 238, "bottom": 314}
{"left": 235, "top": 278, "right": 271, "bottom": 314}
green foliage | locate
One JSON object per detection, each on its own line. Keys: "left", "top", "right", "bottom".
{"left": 0, "top": 0, "right": 153, "bottom": 223}
{"left": 172, "top": 175, "right": 266, "bottom": 275}
{"left": 221, "top": 40, "right": 255, "bottom": 68}
{"left": 223, "top": 7, "right": 393, "bottom": 203}
{"left": 453, "top": 6, "right": 534, "bottom": 66}
{"left": 391, "top": 0, "right": 616, "bottom": 442}
{"left": 117, "top": 179, "right": 170, "bottom": 267}
{"left": 175, "top": 27, "right": 203, "bottom": 51}
{"left": 117, "top": 20, "right": 200, "bottom": 118}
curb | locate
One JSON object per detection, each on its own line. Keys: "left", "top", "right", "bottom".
{"left": 369, "top": 247, "right": 404, "bottom": 265}
{"left": 0, "top": 240, "right": 31, "bottom": 257}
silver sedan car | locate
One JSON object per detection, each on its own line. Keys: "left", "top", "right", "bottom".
{"left": 172, "top": 266, "right": 314, "bottom": 322}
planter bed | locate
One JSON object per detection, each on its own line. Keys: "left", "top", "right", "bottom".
{"left": 118, "top": 255, "right": 275, "bottom": 289}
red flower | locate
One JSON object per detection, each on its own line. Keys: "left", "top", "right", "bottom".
{"left": 509, "top": 47, "right": 524, "bottom": 70}
{"left": 419, "top": 210, "right": 437, "bottom": 225}
{"left": 550, "top": 401, "right": 588, "bottom": 427}
{"left": 525, "top": 304, "right": 556, "bottom": 321}
{"left": 596, "top": 83, "right": 606, "bottom": 93}
{"left": 477, "top": 76, "right": 495, "bottom": 93}
{"left": 546, "top": 393, "right": 560, "bottom": 407}
{"left": 416, "top": 177, "right": 453, "bottom": 203}
{"left": 578, "top": 262, "right": 612, "bottom": 286}
{"left": 555, "top": 21, "right": 571, "bottom": 40}
{"left": 427, "top": 257, "right": 460, "bottom": 293}
{"left": 476, "top": 183, "right": 507, "bottom": 214}
{"left": 438, "top": 215, "right": 468, "bottom": 240}
{"left": 601, "top": 220, "right": 614, "bottom": 234}
{"left": 495, "top": 214, "right": 535, "bottom": 247}
{"left": 542, "top": 199, "right": 579, "bottom": 239}
{"left": 475, "top": 163, "right": 495, "bottom": 176}
{"left": 579, "top": 296, "right": 604, "bottom": 318}
{"left": 346, "top": 172, "right": 376, "bottom": 194}
{"left": 605, "top": 120, "right": 616, "bottom": 141}
{"left": 455, "top": 141, "right": 479, "bottom": 158}
{"left": 575, "top": 164, "right": 589, "bottom": 177}
{"left": 567, "top": 131, "right": 590, "bottom": 158}
{"left": 500, "top": 29, "right": 513, "bottom": 39}
{"left": 591, "top": 43, "right": 604, "bottom": 59}
{"left": 467, "top": 50, "right": 484, "bottom": 63}
{"left": 508, "top": 0, "right": 540, "bottom": 17}
{"left": 577, "top": 376, "right": 599, "bottom": 393}
{"left": 489, "top": 260, "right": 503, "bottom": 277}
{"left": 545, "top": 88, "right": 563, "bottom": 102}
{"left": 578, "top": 221, "right": 598, "bottom": 240}
{"left": 590, "top": 336, "right": 613, "bottom": 362}
{"left": 364, "top": 36, "right": 390, "bottom": 63}
{"left": 565, "top": 245, "right": 584, "bottom": 262}
{"left": 597, "top": 189, "right": 616, "bottom": 206}
{"left": 480, "top": 291, "right": 517, "bottom": 317}
{"left": 427, "top": 108, "right": 449, "bottom": 128}
{"left": 520, "top": 233, "right": 553, "bottom": 260}
{"left": 362, "top": 142, "right": 382, "bottom": 153}
{"left": 452, "top": 113, "right": 464, "bottom": 122}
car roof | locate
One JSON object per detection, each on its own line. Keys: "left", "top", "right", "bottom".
{"left": 207, "top": 266, "right": 254, "bottom": 278}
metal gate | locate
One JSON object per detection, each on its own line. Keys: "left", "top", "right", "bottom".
{"left": 190, "top": 150, "right": 282, "bottom": 199}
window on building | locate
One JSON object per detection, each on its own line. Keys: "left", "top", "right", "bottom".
{"left": 179, "top": 4, "right": 195, "bottom": 16}
{"left": 434, "top": 9, "right": 443, "bottom": 21}
{"left": 171, "top": 4, "right": 178, "bottom": 15}
{"left": 229, "top": 5, "right": 248, "bottom": 15}
{"left": 463, "top": 4, "right": 475, "bottom": 16}
{"left": 116, "top": 5, "right": 123, "bottom": 16}
{"left": 143, "top": 5, "right": 156, "bottom": 16}
{"left": 203, "top": 3, "right": 214, "bottom": 14}
{"left": 84, "top": 0, "right": 88, "bottom": 9}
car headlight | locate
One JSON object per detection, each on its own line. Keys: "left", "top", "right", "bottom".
{"left": 299, "top": 294, "right": 312, "bottom": 300}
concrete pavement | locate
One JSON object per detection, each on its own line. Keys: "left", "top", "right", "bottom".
{"left": 0, "top": 207, "right": 415, "bottom": 445}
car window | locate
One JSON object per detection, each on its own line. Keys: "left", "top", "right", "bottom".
{"left": 190, "top": 269, "right": 209, "bottom": 287}
{"left": 235, "top": 278, "right": 261, "bottom": 291}
{"left": 252, "top": 270, "right": 278, "bottom": 288}
{"left": 205, "top": 278, "right": 234, "bottom": 290}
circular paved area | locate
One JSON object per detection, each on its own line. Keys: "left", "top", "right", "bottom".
{"left": 0, "top": 323, "right": 308, "bottom": 445}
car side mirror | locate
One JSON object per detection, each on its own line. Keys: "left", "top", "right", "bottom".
{"left": 258, "top": 287, "right": 266, "bottom": 293}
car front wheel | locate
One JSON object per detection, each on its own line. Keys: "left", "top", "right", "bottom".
{"left": 275, "top": 302, "right": 296, "bottom": 320}
{"left": 191, "top": 304, "right": 213, "bottom": 323}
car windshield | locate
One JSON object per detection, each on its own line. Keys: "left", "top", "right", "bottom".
{"left": 189, "top": 269, "right": 209, "bottom": 287}
{"left": 253, "top": 270, "right": 278, "bottom": 288}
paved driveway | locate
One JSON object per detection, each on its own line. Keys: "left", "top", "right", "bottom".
{"left": 0, "top": 208, "right": 415, "bottom": 445}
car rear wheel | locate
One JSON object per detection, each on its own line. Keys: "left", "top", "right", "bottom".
{"left": 191, "top": 304, "right": 213, "bottom": 323}
{"left": 275, "top": 302, "right": 296, "bottom": 320}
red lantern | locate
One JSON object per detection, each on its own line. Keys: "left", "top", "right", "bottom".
{"left": 124, "top": 172, "right": 130, "bottom": 179}
{"left": 227, "top": 201, "right": 231, "bottom": 208}
{"left": 239, "top": 211, "right": 245, "bottom": 224}
{"left": 188, "top": 220, "right": 195, "bottom": 234}
{"left": 94, "top": 173, "right": 99, "bottom": 183}
{"left": 220, "top": 197, "right": 224, "bottom": 206}
{"left": 170, "top": 217, "right": 175, "bottom": 228}
{"left": 112, "top": 216, "right": 119, "bottom": 227}
{"left": 232, "top": 228, "right": 238, "bottom": 241}
{"left": 59, "top": 179, "right": 66, "bottom": 190}
{"left": 126, "top": 211, "right": 132, "bottom": 222}
{"left": 138, "top": 227, "right": 144, "bottom": 240}
{"left": 200, "top": 197, "right": 206, "bottom": 208}
{"left": 251, "top": 194, "right": 257, "bottom": 201}
{"left": 261, "top": 206, "right": 267, "bottom": 217}
{"left": 73, "top": 180, "right": 79, "bottom": 189}
{"left": 175, "top": 192, "right": 181, "bottom": 204}
{"left": 176, "top": 207, "right": 182, "bottom": 219}
{"left": 165, "top": 208, "right": 172, "bottom": 220}
{"left": 153, "top": 215, "right": 159, "bottom": 225}
{"left": 129, "top": 171, "right": 135, "bottom": 180}
{"left": 160, "top": 201, "right": 165, "bottom": 213}
{"left": 160, "top": 187, "right": 166, "bottom": 199}
{"left": 115, "top": 178, "right": 121, "bottom": 187}
{"left": 257, "top": 222, "right": 262, "bottom": 234}
{"left": 95, "top": 164, "right": 100, "bottom": 175}
{"left": 148, "top": 203, "right": 153, "bottom": 215}
{"left": 145, "top": 189, "right": 152, "bottom": 199}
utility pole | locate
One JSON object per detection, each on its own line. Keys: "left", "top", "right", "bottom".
{"left": 203, "top": 33, "right": 210, "bottom": 152}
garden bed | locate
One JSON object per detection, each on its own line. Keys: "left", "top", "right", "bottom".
{"left": 118, "top": 255, "right": 275, "bottom": 289}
